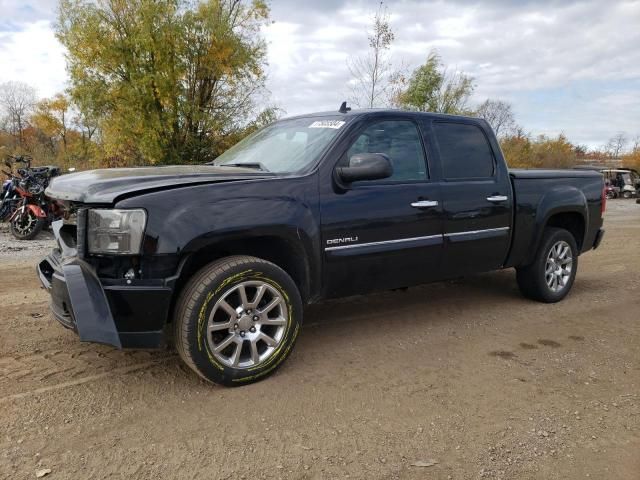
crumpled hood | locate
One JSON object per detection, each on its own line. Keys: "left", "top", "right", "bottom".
{"left": 45, "top": 165, "right": 272, "bottom": 204}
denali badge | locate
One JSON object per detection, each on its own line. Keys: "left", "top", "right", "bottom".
{"left": 327, "top": 236, "right": 359, "bottom": 245}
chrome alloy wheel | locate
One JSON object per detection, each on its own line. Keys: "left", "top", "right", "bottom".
{"left": 545, "top": 240, "right": 573, "bottom": 293}
{"left": 206, "top": 281, "right": 288, "bottom": 369}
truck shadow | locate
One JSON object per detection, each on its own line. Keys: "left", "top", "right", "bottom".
{"left": 304, "top": 268, "right": 520, "bottom": 329}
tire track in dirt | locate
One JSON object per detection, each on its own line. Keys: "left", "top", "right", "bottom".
{"left": 0, "top": 341, "right": 175, "bottom": 399}
{"left": 0, "top": 357, "right": 174, "bottom": 404}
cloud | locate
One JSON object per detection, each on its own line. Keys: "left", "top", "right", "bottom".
{"left": 1, "top": 0, "right": 639, "bottom": 147}
{"left": 0, "top": 20, "right": 66, "bottom": 97}
{"left": 263, "top": 0, "right": 640, "bottom": 147}
{"left": 0, "top": 0, "right": 58, "bottom": 22}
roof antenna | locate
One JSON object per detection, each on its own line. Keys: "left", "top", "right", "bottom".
{"left": 339, "top": 101, "right": 351, "bottom": 114}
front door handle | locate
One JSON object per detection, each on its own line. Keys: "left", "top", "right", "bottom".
{"left": 486, "top": 195, "right": 508, "bottom": 203}
{"left": 411, "top": 200, "right": 439, "bottom": 209}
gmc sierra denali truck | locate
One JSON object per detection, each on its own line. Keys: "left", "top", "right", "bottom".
{"left": 38, "top": 108, "right": 605, "bottom": 386}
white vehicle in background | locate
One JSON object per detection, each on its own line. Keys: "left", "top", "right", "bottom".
{"left": 601, "top": 169, "right": 638, "bottom": 199}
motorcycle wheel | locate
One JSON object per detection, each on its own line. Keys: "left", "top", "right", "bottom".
{"left": 10, "top": 209, "right": 46, "bottom": 240}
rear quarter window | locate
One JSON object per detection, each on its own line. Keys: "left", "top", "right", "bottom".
{"left": 434, "top": 122, "right": 495, "bottom": 179}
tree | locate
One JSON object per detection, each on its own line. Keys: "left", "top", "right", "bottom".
{"left": 622, "top": 150, "right": 640, "bottom": 170}
{"left": 0, "top": 81, "right": 37, "bottom": 147}
{"left": 56, "top": 0, "right": 270, "bottom": 165}
{"left": 605, "top": 132, "right": 627, "bottom": 159}
{"left": 573, "top": 144, "right": 588, "bottom": 159}
{"left": 31, "top": 94, "right": 71, "bottom": 152}
{"left": 475, "top": 99, "right": 515, "bottom": 138}
{"left": 500, "top": 132, "right": 577, "bottom": 169}
{"left": 347, "top": 2, "right": 396, "bottom": 108}
{"left": 394, "top": 51, "right": 474, "bottom": 114}
{"left": 622, "top": 135, "right": 640, "bottom": 170}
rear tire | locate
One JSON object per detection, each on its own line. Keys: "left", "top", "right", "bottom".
{"left": 516, "top": 227, "right": 578, "bottom": 303}
{"left": 10, "top": 209, "right": 45, "bottom": 240}
{"left": 174, "top": 255, "right": 303, "bottom": 386}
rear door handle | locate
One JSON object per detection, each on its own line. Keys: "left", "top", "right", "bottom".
{"left": 486, "top": 195, "right": 508, "bottom": 203}
{"left": 411, "top": 200, "right": 439, "bottom": 209}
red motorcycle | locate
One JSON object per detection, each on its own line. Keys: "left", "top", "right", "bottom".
{"left": 8, "top": 160, "right": 62, "bottom": 240}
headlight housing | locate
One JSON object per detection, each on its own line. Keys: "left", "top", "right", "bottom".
{"left": 87, "top": 209, "right": 147, "bottom": 255}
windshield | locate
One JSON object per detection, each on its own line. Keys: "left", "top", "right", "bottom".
{"left": 212, "top": 117, "right": 348, "bottom": 173}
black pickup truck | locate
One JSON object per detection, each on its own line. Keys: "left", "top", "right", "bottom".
{"left": 38, "top": 108, "right": 605, "bottom": 386}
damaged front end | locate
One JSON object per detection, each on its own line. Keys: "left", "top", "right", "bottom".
{"left": 38, "top": 215, "right": 122, "bottom": 347}
{"left": 37, "top": 209, "right": 177, "bottom": 349}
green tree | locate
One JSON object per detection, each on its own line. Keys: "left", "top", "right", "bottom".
{"left": 57, "top": 0, "right": 270, "bottom": 165}
{"left": 394, "top": 51, "right": 474, "bottom": 114}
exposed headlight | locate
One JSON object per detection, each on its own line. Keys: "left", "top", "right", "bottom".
{"left": 87, "top": 209, "right": 147, "bottom": 255}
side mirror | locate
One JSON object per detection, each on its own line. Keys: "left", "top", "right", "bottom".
{"left": 337, "top": 153, "right": 393, "bottom": 183}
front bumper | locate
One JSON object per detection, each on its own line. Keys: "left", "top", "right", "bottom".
{"left": 38, "top": 252, "right": 123, "bottom": 348}
{"left": 37, "top": 222, "right": 174, "bottom": 349}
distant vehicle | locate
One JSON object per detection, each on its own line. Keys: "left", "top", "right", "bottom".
{"left": 602, "top": 169, "right": 637, "bottom": 198}
{"left": 38, "top": 107, "right": 606, "bottom": 386}
{"left": 604, "top": 183, "right": 619, "bottom": 199}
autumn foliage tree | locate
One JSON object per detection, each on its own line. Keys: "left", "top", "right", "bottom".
{"left": 56, "top": 0, "right": 272, "bottom": 165}
{"left": 622, "top": 139, "right": 640, "bottom": 170}
{"left": 500, "top": 132, "right": 577, "bottom": 169}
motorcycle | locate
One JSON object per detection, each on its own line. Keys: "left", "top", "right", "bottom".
{"left": 6, "top": 157, "right": 62, "bottom": 240}
{"left": 0, "top": 156, "right": 26, "bottom": 221}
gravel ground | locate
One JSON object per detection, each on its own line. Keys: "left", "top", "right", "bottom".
{"left": 0, "top": 223, "right": 54, "bottom": 260}
{"left": 0, "top": 200, "right": 639, "bottom": 479}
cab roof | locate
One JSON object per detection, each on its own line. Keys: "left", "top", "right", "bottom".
{"left": 283, "top": 108, "right": 482, "bottom": 123}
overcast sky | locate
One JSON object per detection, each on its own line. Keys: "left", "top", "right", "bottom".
{"left": 1, "top": 0, "right": 639, "bottom": 149}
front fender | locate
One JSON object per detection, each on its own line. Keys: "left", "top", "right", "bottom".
{"left": 10, "top": 204, "right": 47, "bottom": 220}
{"left": 27, "top": 204, "right": 47, "bottom": 218}
{"left": 115, "top": 176, "right": 322, "bottom": 298}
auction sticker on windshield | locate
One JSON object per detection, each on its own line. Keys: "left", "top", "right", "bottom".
{"left": 309, "top": 120, "right": 346, "bottom": 129}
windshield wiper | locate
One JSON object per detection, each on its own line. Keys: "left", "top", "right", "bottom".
{"left": 217, "top": 162, "right": 270, "bottom": 172}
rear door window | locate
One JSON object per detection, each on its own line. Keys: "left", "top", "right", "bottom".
{"left": 434, "top": 123, "right": 495, "bottom": 179}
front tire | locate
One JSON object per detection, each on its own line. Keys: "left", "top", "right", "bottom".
{"left": 174, "top": 255, "right": 303, "bottom": 386}
{"left": 516, "top": 227, "right": 578, "bottom": 303}
{"left": 10, "top": 209, "right": 46, "bottom": 240}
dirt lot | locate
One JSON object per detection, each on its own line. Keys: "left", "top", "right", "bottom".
{"left": 1, "top": 201, "right": 638, "bottom": 480}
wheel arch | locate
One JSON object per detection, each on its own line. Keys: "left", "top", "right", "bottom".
{"left": 523, "top": 186, "right": 588, "bottom": 265}
{"left": 544, "top": 211, "right": 585, "bottom": 250}
{"left": 169, "top": 231, "right": 317, "bottom": 321}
